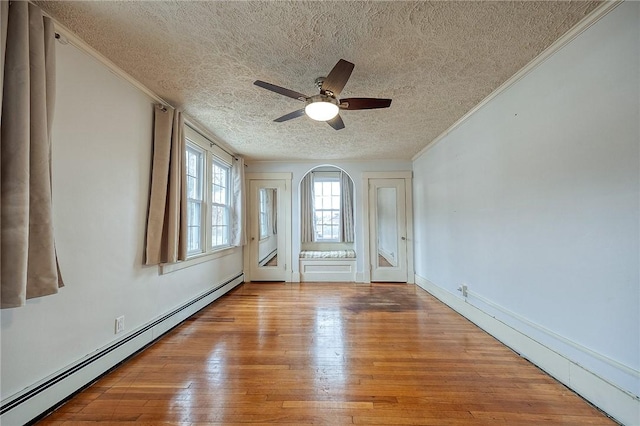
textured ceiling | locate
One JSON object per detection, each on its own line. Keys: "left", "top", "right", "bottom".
{"left": 36, "top": 1, "right": 601, "bottom": 161}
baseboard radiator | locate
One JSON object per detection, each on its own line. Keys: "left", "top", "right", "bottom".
{"left": 0, "top": 273, "right": 244, "bottom": 426}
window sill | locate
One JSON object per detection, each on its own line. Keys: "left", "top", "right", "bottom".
{"left": 160, "top": 246, "right": 239, "bottom": 275}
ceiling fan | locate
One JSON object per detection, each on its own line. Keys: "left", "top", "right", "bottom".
{"left": 253, "top": 59, "right": 392, "bottom": 130}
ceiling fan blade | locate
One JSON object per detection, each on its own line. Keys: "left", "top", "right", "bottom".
{"left": 339, "top": 98, "right": 392, "bottom": 110}
{"left": 254, "top": 80, "right": 308, "bottom": 101}
{"left": 274, "top": 109, "right": 306, "bottom": 122}
{"left": 321, "top": 59, "right": 354, "bottom": 97}
{"left": 327, "top": 114, "right": 345, "bottom": 130}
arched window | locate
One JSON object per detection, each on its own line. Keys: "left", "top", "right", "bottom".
{"left": 300, "top": 166, "right": 354, "bottom": 245}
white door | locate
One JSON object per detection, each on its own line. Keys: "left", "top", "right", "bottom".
{"left": 369, "top": 178, "right": 408, "bottom": 282}
{"left": 249, "top": 179, "right": 287, "bottom": 281}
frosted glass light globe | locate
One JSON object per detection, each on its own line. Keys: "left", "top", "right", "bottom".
{"left": 305, "top": 96, "right": 339, "bottom": 121}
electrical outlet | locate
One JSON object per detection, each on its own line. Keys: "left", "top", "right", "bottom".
{"left": 115, "top": 316, "right": 125, "bottom": 334}
{"left": 457, "top": 284, "right": 468, "bottom": 298}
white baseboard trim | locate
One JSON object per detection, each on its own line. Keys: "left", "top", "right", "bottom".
{"left": 258, "top": 249, "right": 277, "bottom": 267}
{"left": 378, "top": 248, "right": 397, "bottom": 267}
{"left": 415, "top": 274, "right": 639, "bottom": 426}
{"left": 0, "top": 273, "right": 244, "bottom": 426}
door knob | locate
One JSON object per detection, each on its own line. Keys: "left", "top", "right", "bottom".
{"left": 401, "top": 237, "right": 406, "bottom": 240}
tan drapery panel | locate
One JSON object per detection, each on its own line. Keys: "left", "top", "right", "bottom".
{"left": 144, "top": 105, "right": 186, "bottom": 265}
{"left": 300, "top": 173, "right": 315, "bottom": 243}
{"left": 340, "top": 171, "right": 354, "bottom": 243}
{"left": 230, "top": 156, "right": 246, "bottom": 247}
{"left": 1, "top": 2, "right": 63, "bottom": 308}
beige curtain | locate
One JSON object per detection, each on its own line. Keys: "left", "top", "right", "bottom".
{"left": 1, "top": 2, "right": 63, "bottom": 308}
{"left": 230, "top": 156, "right": 246, "bottom": 246}
{"left": 144, "top": 105, "right": 186, "bottom": 265}
{"left": 300, "top": 173, "right": 314, "bottom": 243}
{"left": 340, "top": 171, "right": 354, "bottom": 243}
{"left": 268, "top": 188, "right": 277, "bottom": 236}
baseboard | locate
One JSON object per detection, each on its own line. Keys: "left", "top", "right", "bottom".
{"left": 0, "top": 273, "right": 244, "bottom": 426}
{"left": 415, "top": 274, "right": 639, "bottom": 426}
{"left": 378, "top": 248, "right": 397, "bottom": 267}
{"left": 258, "top": 249, "right": 277, "bottom": 266}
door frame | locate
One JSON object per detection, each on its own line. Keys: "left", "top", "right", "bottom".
{"left": 362, "top": 171, "right": 414, "bottom": 284}
{"left": 244, "top": 173, "right": 292, "bottom": 282}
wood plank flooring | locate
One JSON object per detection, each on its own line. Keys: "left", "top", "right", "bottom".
{"left": 37, "top": 283, "right": 615, "bottom": 425}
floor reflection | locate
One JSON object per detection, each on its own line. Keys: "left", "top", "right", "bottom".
{"left": 313, "top": 306, "right": 346, "bottom": 392}
{"left": 168, "top": 342, "right": 228, "bottom": 422}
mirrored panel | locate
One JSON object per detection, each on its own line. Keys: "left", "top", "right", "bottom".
{"left": 257, "top": 188, "right": 278, "bottom": 267}
{"left": 376, "top": 187, "right": 397, "bottom": 267}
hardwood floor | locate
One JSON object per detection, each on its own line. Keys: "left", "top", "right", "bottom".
{"left": 37, "top": 283, "right": 614, "bottom": 425}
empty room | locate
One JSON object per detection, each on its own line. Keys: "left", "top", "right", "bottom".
{"left": 1, "top": 1, "right": 638, "bottom": 425}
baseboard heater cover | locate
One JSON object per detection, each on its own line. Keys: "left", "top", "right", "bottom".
{"left": 0, "top": 272, "right": 244, "bottom": 426}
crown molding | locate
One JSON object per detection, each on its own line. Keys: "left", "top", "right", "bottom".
{"left": 411, "top": 0, "right": 623, "bottom": 162}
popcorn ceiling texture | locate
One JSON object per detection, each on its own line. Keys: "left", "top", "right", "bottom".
{"left": 36, "top": 1, "right": 601, "bottom": 161}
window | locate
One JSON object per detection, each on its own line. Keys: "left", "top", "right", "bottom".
{"left": 313, "top": 175, "right": 341, "bottom": 241}
{"left": 210, "top": 159, "right": 230, "bottom": 248}
{"left": 185, "top": 144, "right": 204, "bottom": 255}
{"left": 185, "top": 126, "right": 233, "bottom": 257}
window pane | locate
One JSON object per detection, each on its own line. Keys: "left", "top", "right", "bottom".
{"left": 185, "top": 146, "right": 203, "bottom": 201}
{"left": 209, "top": 159, "right": 231, "bottom": 249}
{"left": 331, "top": 195, "right": 340, "bottom": 210}
{"left": 325, "top": 196, "right": 334, "bottom": 209}
{"left": 211, "top": 203, "right": 230, "bottom": 248}
{"left": 313, "top": 177, "right": 341, "bottom": 242}
{"left": 185, "top": 142, "right": 204, "bottom": 255}
{"left": 187, "top": 201, "right": 201, "bottom": 253}
{"left": 186, "top": 176, "right": 197, "bottom": 200}
{"left": 211, "top": 161, "right": 229, "bottom": 205}
{"left": 330, "top": 225, "right": 339, "bottom": 240}
{"left": 322, "top": 211, "right": 333, "bottom": 224}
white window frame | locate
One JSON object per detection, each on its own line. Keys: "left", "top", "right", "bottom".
{"left": 162, "top": 126, "right": 238, "bottom": 274}
{"left": 185, "top": 143, "right": 205, "bottom": 256}
{"left": 210, "top": 158, "right": 231, "bottom": 250}
{"left": 183, "top": 126, "right": 234, "bottom": 257}
{"left": 313, "top": 172, "right": 341, "bottom": 242}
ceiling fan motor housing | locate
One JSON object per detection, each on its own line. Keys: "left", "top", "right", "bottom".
{"left": 305, "top": 94, "right": 339, "bottom": 121}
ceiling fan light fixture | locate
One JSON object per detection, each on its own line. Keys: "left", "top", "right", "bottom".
{"left": 305, "top": 95, "right": 339, "bottom": 121}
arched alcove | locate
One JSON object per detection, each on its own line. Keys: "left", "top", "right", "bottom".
{"left": 299, "top": 165, "right": 355, "bottom": 251}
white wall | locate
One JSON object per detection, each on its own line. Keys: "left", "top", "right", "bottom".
{"left": 247, "top": 161, "right": 412, "bottom": 280}
{"left": 0, "top": 42, "right": 243, "bottom": 406}
{"left": 412, "top": 0, "right": 639, "bottom": 415}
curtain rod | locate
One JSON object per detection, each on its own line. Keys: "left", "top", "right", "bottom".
{"left": 50, "top": 22, "right": 241, "bottom": 162}
{"left": 183, "top": 118, "right": 239, "bottom": 161}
